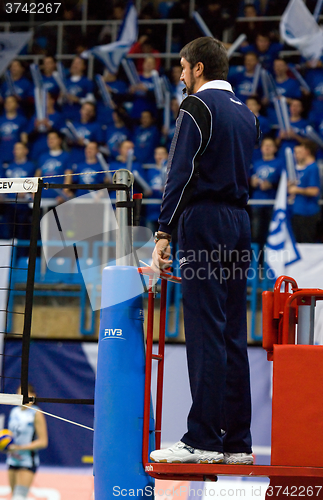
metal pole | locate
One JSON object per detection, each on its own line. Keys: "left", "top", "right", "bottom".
{"left": 82, "top": 0, "right": 88, "bottom": 35}
{"left": 102, "top": 198, "right": 110, "bottom": 277}
{"left": 189, "top": 0, "right": 195, "bottom": 17}
{"left": 166, "top": 21, "right": 172, "bottom": 70}
{"left": 113, "top": 169, "right": 134, "bottom": 266}
{"left": 297, "top": 298, "right": 316, "bottom": 345}
{"left": 309, "top": 296, "right": 315, "bottom": 345}
{"left": 88, "top": 55, "right": 94, "bottom": 80}
{"left": 57, "top": 23, "right": 63, "bottom": 56}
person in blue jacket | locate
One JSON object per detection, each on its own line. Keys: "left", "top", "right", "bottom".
{"left": 250, "top": 137, "right": 283, "bottom": 249}
{"left": 144, "top": 145, "right": 168, "bottom": 232}
{"left": 0, "top": 96, "right": 28, "bottom": 164}
{"left": 228, "top": 52, "right": 262, "bottom": 103}
{"left": 106, "top": 110, "right": 131, "bottom": 160}
{"left": 305, "top": 61, "right": 323, "bottom": 125}
{"left": 246, "top": 96, "right": 271, "bottom": 163}
{"left": 27, "top": 92, "right": 65, "bottom": 161}
{"left": 133, "top": 110, "right": 160, "bottom": 164}
{"left": 151, "top": 37, "right": 259, "bottom": 466}
{"left": 41, "top": 55, "right": 60, "bottom": 97}
{"left": 128, "top": 56, "right": 158, "bottom": 119}
{"left": 2, "top": 142, "right": 36, "bottom": 241}
{"left": 272, "top": 59, "right": 302, "bottom": 100}
{"left": 109, "top": 140, "right": 146, "bottom": 196}
{"left": 0, "top": 60, "right": 33, "bottom": 104}
{"left": 61, "top": 56, "right": 94, "bottom": 121}
{"left": 65, "top": 102, "right": 104, "bottom": 166}
{"left": 266, "top": 58, "right": 302, "bottom": 126}
{"left": 162, "top": 97, "right": 180, "bottom": 150}
{"left": 240, "top": 33, "right": 283, "bottom": 73}
{"left": 96, "top": 70, "right": 129, "bottom": 126}
{"left": 35, "top": 130, "right": 70, "bottom": 202}
{"left": 289, "top": 140, "right": 321, "bottom": 243}
{"left": 276, "top": 99, "right": 308, "bottom": 161}
{"left": 69, "top": 141, "right": 109, "bottom": 197}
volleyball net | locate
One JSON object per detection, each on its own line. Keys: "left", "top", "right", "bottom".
{"left": 0, "top": 171, "right": 152, "bottom": 408}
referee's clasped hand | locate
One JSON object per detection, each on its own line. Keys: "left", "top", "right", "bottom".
{"left": 151, "top": 240, "right": 173, "bottom": 273}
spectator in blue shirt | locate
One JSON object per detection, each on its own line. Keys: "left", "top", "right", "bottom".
{"left": 66, "top": 102, "right": 104, "bottom": 165}
{"left": 240, "top": 33, "right": 283, "bottom": 72}
{"left": 228, "top": 52, "right": 262, "bottom": 103}
{"left": 250, "top": 137, "right": 283, "bottom": 248}
{"left": 133, "top": 110, "right": 160, "bottom": 164}
{"left": 96, "top": 70, "right": 128, "bottom": 126}
{"left": 109, "top": 140, "right": 146, "bottom": 195}
{"left": 41, "top": 55, "right": 60, "bottom": 97}
{"left": 289, "top": 140, "right": 321, "bottom": 242}
{"left": 238, "top": 0, "right": 261, "bottom": 16}
{"left": 170, "top": 64, "right": 186, "bottom": 105}
{"left": 144, "top": 145, "right": 168, "bottom": 232}
{"left": 35, "top": 130, "right": 70, "bottom": 202}
{"left": 246, "top": 96, "right": 271, "bottom": 163}
{"left": 62, "top": 56, "right": 95, "bottom": 121}
{"left": 67, "top": 142, "right": 109, "bottom": 197}
{"left": 5, "top": 142, "right": 35, "bottom": 179}
{"left": 129, "top": 56, "right": 157, "bottom": 119}
{"left": 246, "top": 96, "right": 271, "bottom": 136}
{"left": 162, "top": 97, "right": 180, "bottom": 150}
{"left": 3, "top": 142, "right": 35, "bottom": 241}
{"left": 234, "top": 5, "right": 263, "bottom": 45}
{"left": 273, "top": 59, "right": 302, "bottom": 100}
{"left": 305, "top": 61, "right": 323, "bottom": 125}
{"left": 276, "top": 99, "right": 308, "bottom": 160}
{"left": 27, "top": 92, "right": 65, "bottom": 160}
{"left": 0, "top": 96, "right": 28, "bottom": 164}
{"left": 106, "top": 110, "right": 131, "bottom": 160}
{"left": 0, "top": 60, "right": 33, "bottom": 105}
{"left": 266, "top": 59, "right": 302, "bottom": 126}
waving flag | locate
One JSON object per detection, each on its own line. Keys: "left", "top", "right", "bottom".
{"left": 265, "top": 170, "right": 301, "bottom": 279}
{"left": 0, "top": 32, "right": 32, "bottom": 78}
{"left": 280, "top": 0, "right": 323, "bottom": 61}
{"left": 81, "top": 0, "right": 138, "bottom": 74}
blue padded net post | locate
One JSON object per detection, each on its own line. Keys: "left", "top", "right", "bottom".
{"left": 94, "top": 265, "right": 154, "bottom": 499}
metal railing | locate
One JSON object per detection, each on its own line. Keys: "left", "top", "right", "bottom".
{"left": 0, "top": 18, "right": 185, "bottom": 70}
{"left": 1, "top": 13, "right": 318, "bottom": 77}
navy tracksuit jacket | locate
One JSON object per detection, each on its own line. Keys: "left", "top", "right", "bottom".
{"left": 158, "top": 80, "right": 259, "bottom": 453}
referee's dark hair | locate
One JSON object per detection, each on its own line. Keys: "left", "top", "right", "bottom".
{"left": 180, "top": 37, "right": 229, "bottom": 80}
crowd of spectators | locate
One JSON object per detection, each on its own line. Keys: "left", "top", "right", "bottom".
{"left": 0, "top": 0, "right": 323, "bottom": 249}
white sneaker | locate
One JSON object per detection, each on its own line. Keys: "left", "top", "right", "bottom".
{"left": 150, "top": 441, "right": 224, "bottom": 464}
{"left": 224, "top": 452, "right": 254, "bottom": 465}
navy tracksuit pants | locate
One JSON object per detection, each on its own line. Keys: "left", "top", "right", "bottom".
{"left": 178, "top": 200, "right": 252, "bottom": 453}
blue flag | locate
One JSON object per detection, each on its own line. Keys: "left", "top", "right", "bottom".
{"left": 81, "top": 1, "right": 138, "bottom": 74}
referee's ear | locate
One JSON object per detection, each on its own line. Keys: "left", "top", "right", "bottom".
{"left": 194, "top": 62, "right": 204, "bottom": 78}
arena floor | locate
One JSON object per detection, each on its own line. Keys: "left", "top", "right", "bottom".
{"left": 0, "top": 464, "right": 270, "bottom": 500}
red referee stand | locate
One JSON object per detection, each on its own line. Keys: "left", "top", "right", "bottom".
{"left": 139, "top": 268, "right": 323, "bottom": 499}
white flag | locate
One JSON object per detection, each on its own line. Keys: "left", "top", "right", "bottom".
{"left": 81, "top": 0, "right": 138, "bottom": 74}
{"left": 280, "top": 0, "right": 323, "bottom": 61}
{"left": 265, "top": 170, "right": 301, "bottom": 279}
{"left": 0, "top": 32, "right": 33, "bottom": 78}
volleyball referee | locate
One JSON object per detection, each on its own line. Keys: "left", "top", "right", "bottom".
{"left": 151, "top": 37, "right": 260, "bottom": 465}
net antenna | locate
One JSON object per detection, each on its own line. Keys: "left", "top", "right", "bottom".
{"left": 0, "top": 176, "right": 40, "bottom": 407}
